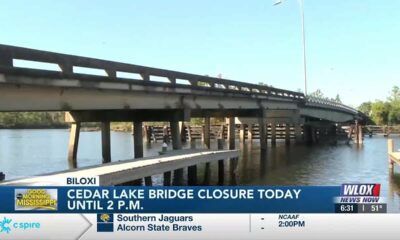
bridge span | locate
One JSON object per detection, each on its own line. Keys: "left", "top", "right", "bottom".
{"left": 0, "top": 45, "right": 365, "bottom": 185}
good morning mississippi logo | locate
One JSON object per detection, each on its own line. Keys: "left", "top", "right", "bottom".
{"left": 15, "top": 189, "right": 58, "bottom": 211}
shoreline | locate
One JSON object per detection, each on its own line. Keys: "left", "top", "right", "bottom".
{"left": 0, "top": 125, "right": 131, "bottom": 132}
{"left": 0, "top": 125, "right": 68, "bottom": 130}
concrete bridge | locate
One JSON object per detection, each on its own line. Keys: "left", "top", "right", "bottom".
{"left": 0, "top": 44, "right": 364, "bottom": 185}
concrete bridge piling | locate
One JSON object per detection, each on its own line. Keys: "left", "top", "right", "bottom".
{"left": 101, "top": 121, "right": 111, "bottom": 163}
{"left": 67, "top": 122, "right": 80, "bottom": 169}
{"left": 62, "top": 111, "right": 366, "bottom": 186}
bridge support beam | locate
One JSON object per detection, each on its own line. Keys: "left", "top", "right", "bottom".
{"left": 270, "top": 124, "right": 276, "bottom": 146}
{"left": 163, "top": 172, "right": 172, "bottom": 186}
{"left": 311, "top": 127, "right": 318, "bottom": 143}
{"left": 303, "top": 124, "right": 312, "bottom": 145}
{"left": 217, "top": 138, "right": 225, "bottom": 185}
{"left": 354, "top": 121, "right": 363, "bottom": 145}
{"left": 190, "top": 117, "right": 209, "bottom": 185}
{"left": 220, "top": 124, "right": 225, "bottom": 140}
{"left": 228, "top": 117, "right": 235, "bottom": 150}
{"left": 240, "top": 124, "right": 246, "bottom": 143}
{"left": 101, "top": 121, "right": 111, "bottom": 163}
{"left": 171, "top": 118, "right": 183, "bottom": 185}
{"left": 258, "top": 110, "right": 267, "bottom": 150}
{"left": 285, "top": 123, "right": 291, "bottom": 145}
{"left": 163, "top": 125, "right": 169, "bottom": 143}
{"left": 248, "top": 124, "right": 253, "bottom": 142}
{"left": 187, "top": 125, "right": 193, "bottom": 142}
{"left": 144, "top": 125, "right": 152, "bottom": 144}
{"left": 358, "top": 125, "right": 363, "bottom": 145}
{"left": 133, "top": 121, "right": 152, "bottom": 186}
{"left": 179, "top": 122, "right": 187, "bottom": 143}
{"left": 330, "top": 125, "right": 337, "bottom": 137}
{"left": 133, "top": 121, "right": 143, "bottom": 158}
{"left": 201, "top": 117, "right": 211, "bottom": 185}
{"left": 203, "top": 117, "right": 211, "bottom": 149}
{"left": 295, "top": 124, "right": 303, "bottom": 144}
{"left": 170, "top": 119, "right": 182, "bottom": 147}
{"left": 68, "top": 122, "right": 81, "bottom": 169}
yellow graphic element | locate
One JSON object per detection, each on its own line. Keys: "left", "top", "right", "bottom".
{"left": 15, "top": 189, "right": 57, "bottom": 210}
{"left": 100, "top": 214, "right": 110, "bottom": 223}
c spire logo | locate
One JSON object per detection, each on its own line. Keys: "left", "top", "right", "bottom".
{"left": 0, "top": 217, "right": 12, "bottom": 234}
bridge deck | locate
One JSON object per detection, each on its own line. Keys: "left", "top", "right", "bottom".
{"left": 0, "top": 149, "right": 239, "bottom": 186}
{"left": 0, "top": 44, "right": 359, "bottom": 119}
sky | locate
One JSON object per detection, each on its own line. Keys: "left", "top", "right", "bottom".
{"left": 0, "top": 0, "right": 399, "bottom": 107}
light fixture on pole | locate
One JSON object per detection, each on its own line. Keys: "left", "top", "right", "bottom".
{"left": 273, "top": 0, "right": 308, "bottom": 96}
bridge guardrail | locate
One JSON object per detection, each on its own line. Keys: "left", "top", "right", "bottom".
{"left": 0, "top": 44, "right": 304, "bottom": 101}
{"left": 305, "top": 96, "right": 358, "bottom": 114}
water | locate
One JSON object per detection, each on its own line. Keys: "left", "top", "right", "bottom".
{"left": 0, "top": 129, "right": 400, "bottom": 212}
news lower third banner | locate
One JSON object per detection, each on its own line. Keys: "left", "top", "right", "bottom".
{"left": 0, "top": 186, "right": 339, "bottom": 213}
{"left": 0, "top": 184, "right": 396, "bottom": 240}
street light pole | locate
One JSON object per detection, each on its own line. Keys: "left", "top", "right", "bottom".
{"left": 274, "top": 0, "right": 308, "bottom": 95}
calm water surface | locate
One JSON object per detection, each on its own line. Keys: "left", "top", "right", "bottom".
{"left": 0, "top": 129, "right": 400, "bottom": 212}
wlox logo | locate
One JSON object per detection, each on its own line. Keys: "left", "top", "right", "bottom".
{"left": 341, "top": 184, "right": 381, "bottom": 196}
{"left": 337, "top": 184, "right": 382, "bottom": 204}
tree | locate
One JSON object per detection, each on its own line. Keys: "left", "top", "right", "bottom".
{"left": 387, "top": 86, "right": 400, "bottom": 124}
{"left": 388, "top": 105, "right": 400, "bottom": 124}
{"left": 334, "top": 94, "right": 342, "bottom": 103}
{"left": 258, "top": 82, "right": 273, "bottom": 87}
{"left": 309, "top": 89, "right": 324, "bottom": 98}
{"left": 371, "top": 101, "right": 390, "bottom": 125}
{"left": 388, "top": 86, "right": 400, "bottom": 103}
{"left": 358, "top": 102, "right": 372, "bottom": 116}
{"left": 190, "top": 118, "right": 204, "bottom": 125}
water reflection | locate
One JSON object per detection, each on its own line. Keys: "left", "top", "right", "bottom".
{"left": 1, "top": 129, "right": 400, "bottom": 212}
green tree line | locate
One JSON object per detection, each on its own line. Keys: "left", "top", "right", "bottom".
{"left": 308, "top": 89, "right": 342, "bottom": 103}
{"left": 0, "top": 111, "right": 225, "bottom": 130}
{"left": 358, "top": 86, "right": 400, "bottom": 125}
{"left": 0, "top": 112, "right": 66, "bottom": 128}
